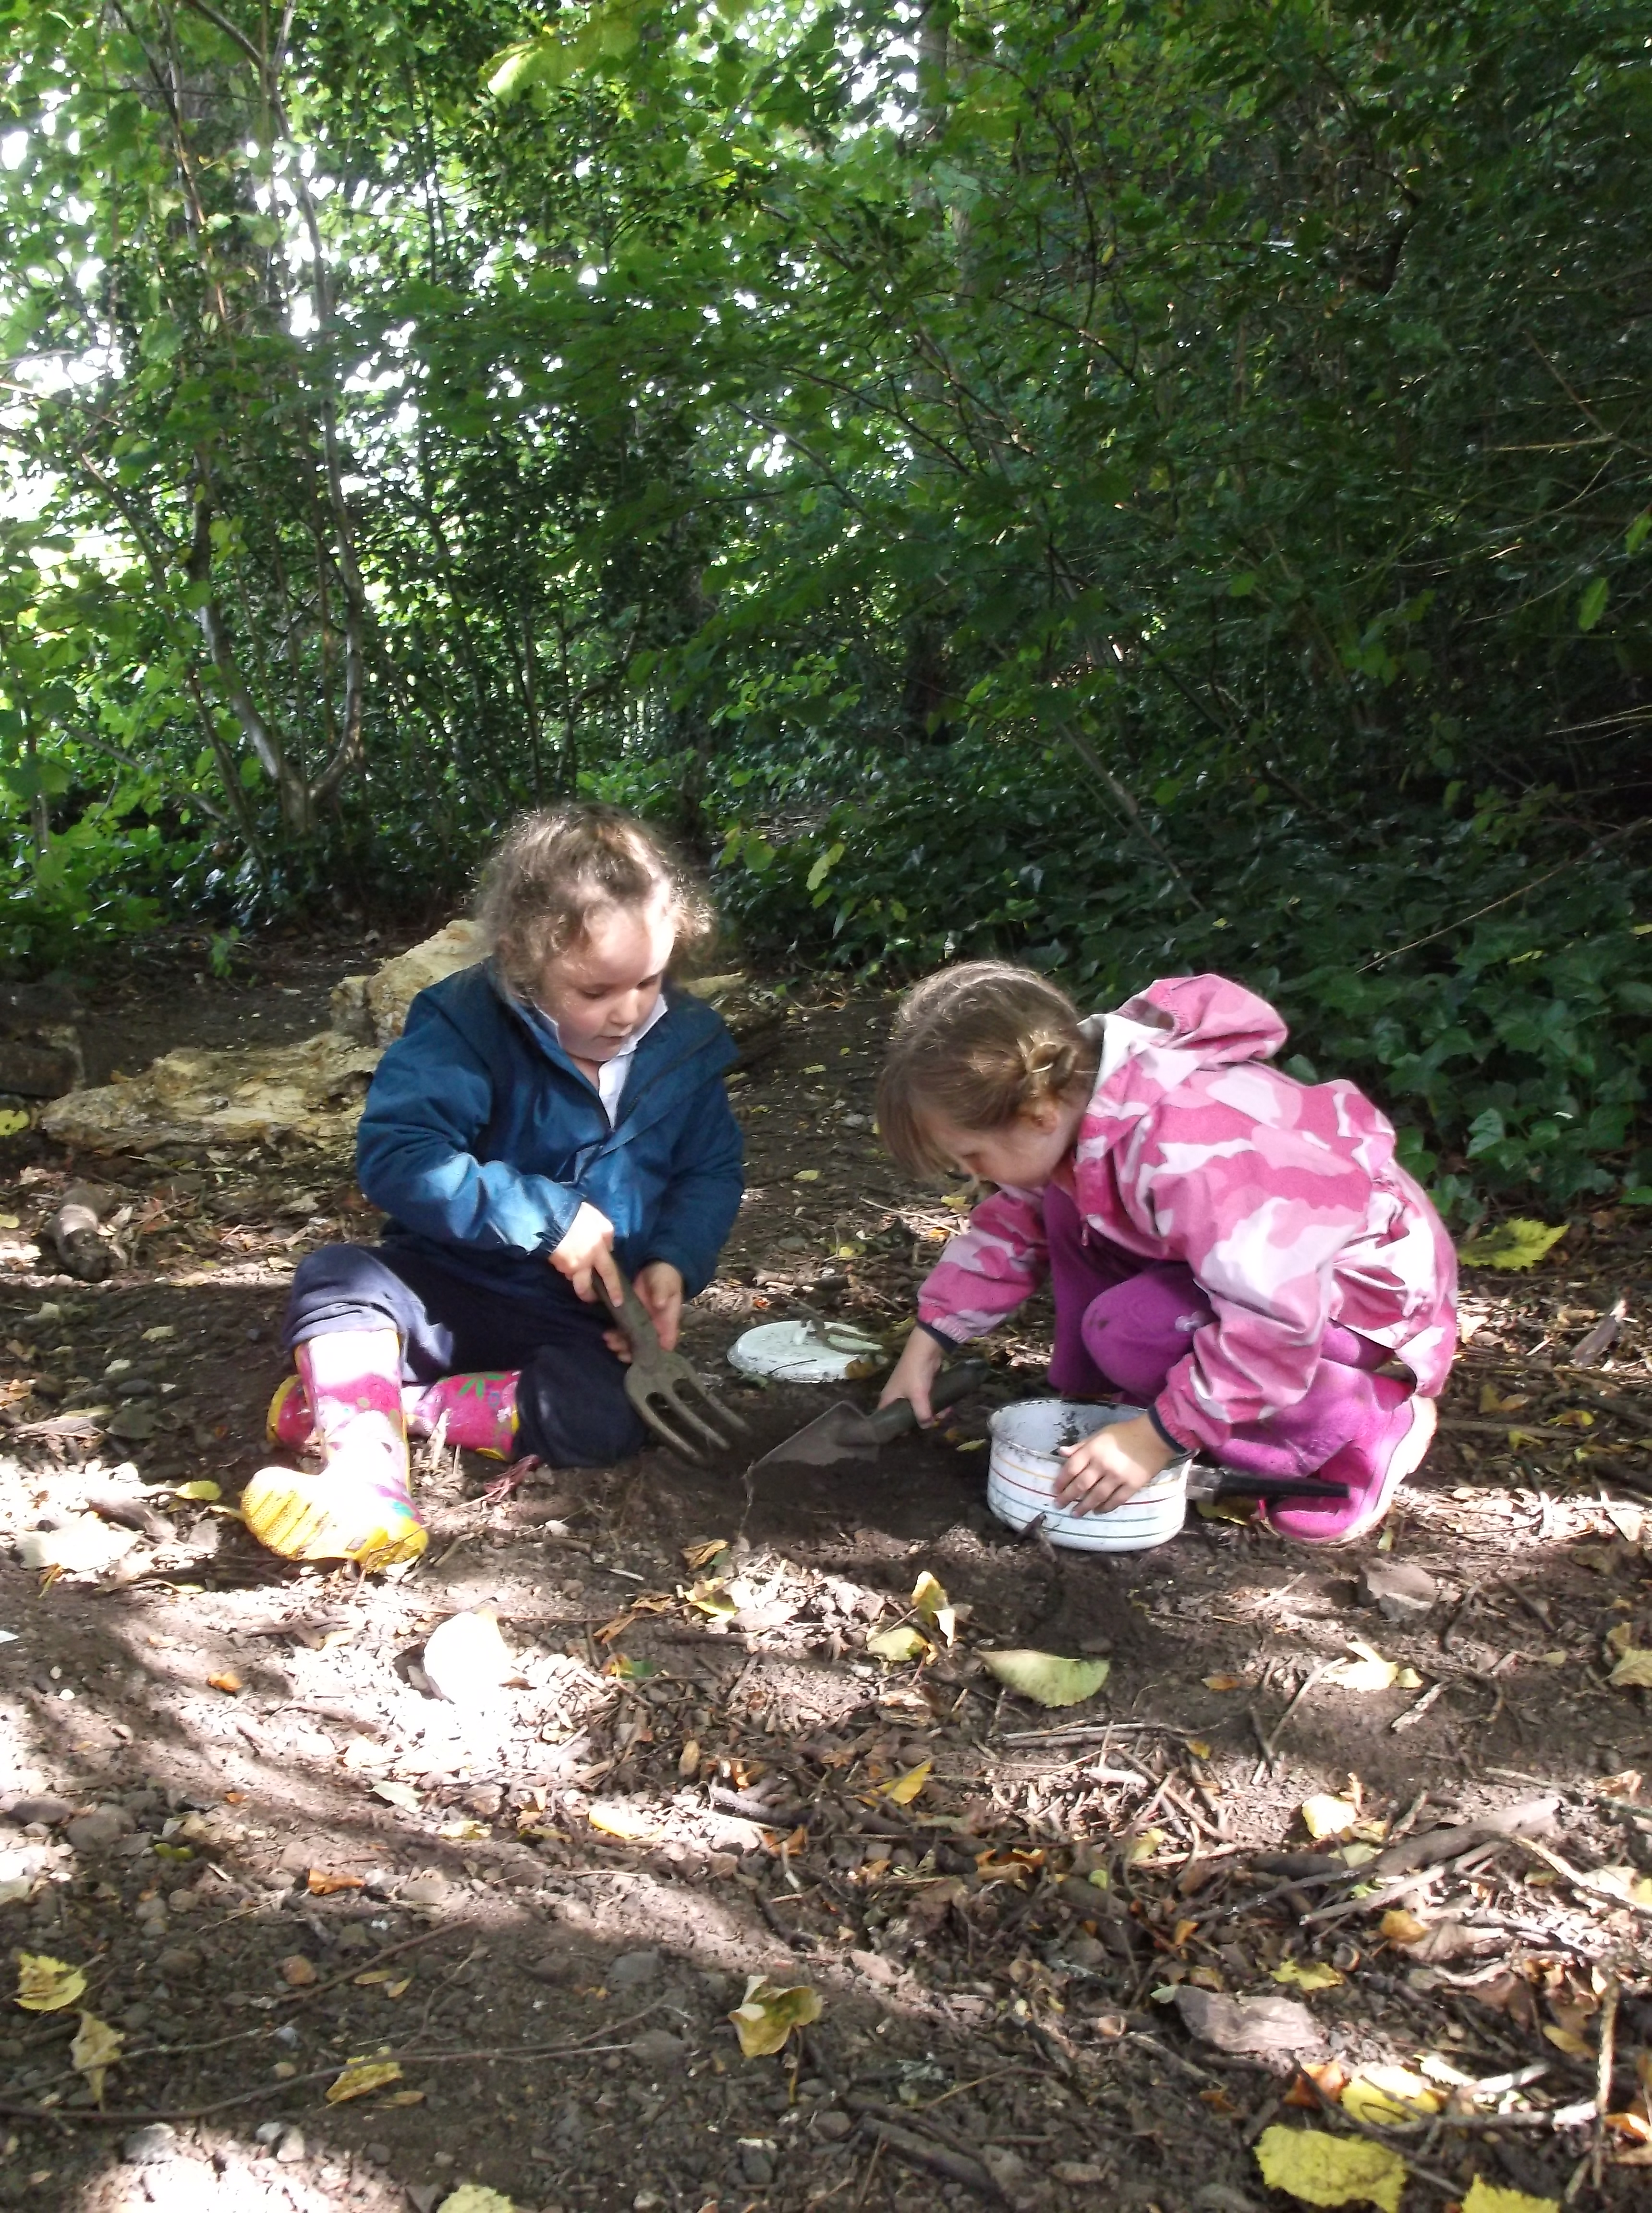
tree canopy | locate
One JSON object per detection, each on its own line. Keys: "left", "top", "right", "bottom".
{"left": 1, "top": 0, "right": 1649, "bottom": 1212}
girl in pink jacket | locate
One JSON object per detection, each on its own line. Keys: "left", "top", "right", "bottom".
{"left": 876, "top": 962, "right": 1457, "bottom": 1544}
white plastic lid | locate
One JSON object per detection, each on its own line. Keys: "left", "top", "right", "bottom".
{"left": 727, "top": 1318, "right": 883, "bottom": 1384}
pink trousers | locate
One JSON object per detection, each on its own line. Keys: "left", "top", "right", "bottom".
{"left": 1043, "top": 1186, "right": 1393, "bottom": 1478}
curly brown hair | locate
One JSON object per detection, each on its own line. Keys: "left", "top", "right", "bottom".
{"left": 478, "top": 804, "right": 716, "bottom": 995}
{"left": 876, "top": 960, "right": 1098, "bottom": 1176}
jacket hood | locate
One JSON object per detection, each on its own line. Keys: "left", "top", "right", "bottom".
{"left": 1111, "top": 973, "right": 1289, "bottom": 1067}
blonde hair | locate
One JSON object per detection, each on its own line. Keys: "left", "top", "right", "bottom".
{"left": 478, "top": 803, "right": 715, "bottom": 994}
{"left": 876, "top": 961, "right": 1097, "bottom": 1177}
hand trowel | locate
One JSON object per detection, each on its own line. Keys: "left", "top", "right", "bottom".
{"left": 750, "top": 1359, "right": 993, "bottom": 1476}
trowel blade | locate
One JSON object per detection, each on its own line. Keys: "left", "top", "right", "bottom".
{"left": 751, "top": 1400, "right": 880, "bottom": 1474}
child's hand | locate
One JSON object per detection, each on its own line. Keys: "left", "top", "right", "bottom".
{"left": 631, "top": 1262, "right": 684, "bottom": 1353}
{"left": 1054, "top": 1413, "right": 1178, "bottom": 1516}
{"left": 550, "top": 1200, "right": 623, "bottom": 1307}
{"left": 878, "top": 1328, "right": 946, "bottom": 1425}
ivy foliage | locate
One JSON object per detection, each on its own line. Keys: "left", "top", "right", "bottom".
{"left": 0, "top": 1, "right": 1647, "bottom": 1211}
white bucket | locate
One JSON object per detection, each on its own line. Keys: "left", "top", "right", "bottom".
{"left": 986, "top": 1400, "right": 1191, "bottom": 1553}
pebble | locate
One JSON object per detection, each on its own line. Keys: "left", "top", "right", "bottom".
{"left": 155, "top": 1945, "right": 203, "bottom": 1980}
{"left": 1054, "top": 2163, "right": 1110, "bottom": 2185}
{"left": 630, "top": 2028, "right": 687, "bottom": 2071}
{"left": 364, "top": 2142, "right": 391, "bottom": 2166}
{"left": 3, "top": 1795, "right": 72, "bottom": 1827}
{"left": 814, "top": 2111, "right": 853, "bottom": 2141}
{"left": 1360, "top": 1559, "right": 1439, "bottom": 1623}
{"left": 739, "top": 2145, "right": 776, "bottom": 2185}
{"left": 122, "top": 2124, "right": 178, "bottom": 2166}
{"left": 64, "top": 1803, "right": 135, "bottom": 1854}
{"left": 607, "top": 1947, "right": 663, "bottom": 1988}
{"left": 982, "top": 2147, "right": 1031, "bottom": 2190}
{"left": 400, "top": 1871, "right": 449, "bottom": 1906}
{"left": 273, "top": 2126, "right": 305, "bottom": 2164}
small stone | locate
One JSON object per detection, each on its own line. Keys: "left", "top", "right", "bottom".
{"left": 1360, "top": 1559, "right": 1438, "bottom": 1623}
{"left": 273, "top": 2126, "right": 304, "bottom": 2164}
{"left": 739, "top": 2145, "right": 776, "bottom": 2186}
{"left": 634, "top": 2195, "right": 666, "bottom": 2211}
{"left": 1054, "top": 2163, "right": 1110, "bottom": 2185}
{"left": 364, "top": 2143, "right": 391, "bottom": 2166}
{"left": 704, "top": 1851, "right": 739, "bottom": 1880}
{"left": 407, "top": 2188, "right": 443, "bottom": 2213}
{"left": 332, "top": 1922, "right": 373, "bottom": 1952}
{"left": 64, "top": 1804, "right": 134, "bottom": 1854}
{"left": 630, "top": 2029, "right": 686, "bottom": 2071}
{"left": 253, "top": 2122, "right": 283, "bottom": 2146}
{"left": 1191, "top": 2189, "right": 1264, "bottom": 2213}
{"left": 1062, "top": 1934, "right": 1107, "bottom": 1969}
{"left": 122, "top": 2124, "right": 178, "bottom": 2166}
{"left": 399, "top": 1872, "right": 449, "bottom": 1906}
{"left": 814, "top": 2111, "right": 853, "bottom": 2141}
{"left": 155, "top": 1945, "right": 203, "bottom": 1981}
{"left": 4, "top": 1795, "right": 73, "bottom": 1827}
{"left": 607, "top": 1947, "right": 663, "bottom": 1989}
{"left": 278, "top": 1954, "right": 317, "bottom": 1987}
{"left": 848, "top": 1949, "right": 898, "bottom": 1986}
{"left": 982, "top": 2146, "right": 1031, "bottom": 2190}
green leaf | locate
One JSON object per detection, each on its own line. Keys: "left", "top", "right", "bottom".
{"left": 979, "top": 1649, "right": 1110, "bottom": 1708}
{"left": 1576, "top": 577, "right": 1609, "bottom": 632}
{"left": 1457, "top": 1218, "right": 1568, "bottom": 1270}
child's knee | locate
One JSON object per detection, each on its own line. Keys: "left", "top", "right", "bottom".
{"left": 516, "top": 1346, "right": 647, "bottom": 1466}
{"left": 1080, "top": 1265, "right": 1209, "bottom": 1397}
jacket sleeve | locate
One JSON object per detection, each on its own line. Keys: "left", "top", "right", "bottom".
{"left": 355, "top": 1000, "right": 584, "bottom": 1255}
{"left": 1120, "top": 1098, "right": 1375, "bottom": 1455}
{"left": 638, "top": 1077, "right": 745, "bottom": 1297}
{"left": 916, "top": 1187, "right": 1048, "bottom": 1342}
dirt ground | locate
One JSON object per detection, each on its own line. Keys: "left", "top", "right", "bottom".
{"left": 0, "top": 931, "right": 1650, "bottom": 2213}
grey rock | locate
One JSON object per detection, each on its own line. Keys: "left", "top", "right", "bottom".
{"left": 1192, "top": 2190, "right": 1264, "bottom": 2213}
{"left": 1360, "top": 1559, "right": 1439, "bottom": 1623}
{"left": 155, "top": 1945, "right": 203, "bottom": 1981}
{"left": 64, "top": 1803, "right": 134, "bottom": 1854}
{"left": 630, "top": 2028, "right": 686, "bottom": 2071}
{"left": 608, "top": 1947, "right": 663, "bottom": 1988}
{"left": 814, "top": 2110, "right": 853, "bottom": 2142}
{"left": 3, "top": 1795, "right": 72, "bottom": 1827}
{"left": 122, "top": 2124, "right": 178, "bottom": 2165}
{"left": 365, "top": 2143, "right": 392, "bottom": 2166}
{"left": 407, "top": 2188, "right": 444, "bottom": 2213}
{"left": 739, "top": 2146, "right": 776, "bottom": 2186}
{"left": 1060, "top": 1934, "right": 1108, "bottom": 1970}
{"left": 982, "top": 2147, "right": 1031, "bottom": 2191}
{"left": 399, "top": 1872, "right": 449, "bottom": 1906}
{"left": 274, "top": 2126, "right": 305, "bottom": 2164}
{"left": 253, "top": 2121, "right": 283, "bottom": 2147}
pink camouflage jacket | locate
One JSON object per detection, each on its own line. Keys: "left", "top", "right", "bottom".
{"left": 916, "top": 974, "right": 1458, "bottom": 1456}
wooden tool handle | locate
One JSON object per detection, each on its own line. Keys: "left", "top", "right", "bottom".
{"left": 599, "top": 1273, "right": 661, "bottom": 1354}
{"left": 864, "top": 1359, "right": 992, "bottom": 1444}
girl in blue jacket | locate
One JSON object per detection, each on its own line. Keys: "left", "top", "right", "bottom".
{"left": 242, "top": 805, "right": 745, "bottom": 1569}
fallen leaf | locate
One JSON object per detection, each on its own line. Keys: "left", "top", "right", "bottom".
{"left": 1323, "top": 1639, "right": 1402, "bottom": 1692}
{"left": 437, "top": 1816, "right": 488, "bottom": 1842}
{"left": 307, "top": 1869, "right": 365, "bottom": 1896}
{"left": 681, "top": 1539, "right": 729, "bottom": 1570}
{"left": 684, "top": 1577, "right": 737, "bottom": 1618}
{"left": 436, "top": 2189, "right": 516, "bottom": 2213}
{"left": 16, "top": 1954, "right": 87, "bottom": 2012}
{"left": 1285, "top": 2062, "right": 1351, "bottom": 2108}
{"left": 1125, "top": 1827, "right": 1167, "bottom": 1866}
{"left": 1380, "top": 1909, "right": 1430, "bottom": 1945}
{"left": 1460, "top": 2182, "right": 1560, "bottom": 2213}
{"left": 70, "top": 2010, "right": 122, "bottom": 2101}
{"left": 678, "top": 1739, "right": 701, "bottom": 1779}
{"left": 1188, "top": 1738, "right": 1213, "bottom": 1758}
{"left": 141, "top": 1325, "right": 175, "bottom": 1342}
{"left": 588, "top": 1801, "right": 664, "bottom": 1844}
{"left": 866, "top": 1624, "right": 929, "bottom": 1664}
{"left": 171, "top": 1479, "right": 220, "bottom": 1501}
{"left": 911, "top": 1570, "right": 956, "bottom": 1644}
{"left": 1457, "top": 1218, "right": 1567, "bottom": 1271}
{"left": 1174, "top": 1987, "right": 1321, "bottom": 2056}
{"left": 326, "top": 2055, "right": 404, "bottom": 2104}
{"left": 980, "top": 1649, "right": 1109, "bottom": 1707}
{"left": 1301, "top": 1794, "right": 1359, "bottom": 1840}
{"left": 372, "top": 1780, "right": 422, "bottom": 1812}
{"left": 1203, "top": 1673, "right": 1247, "bottom": 1691}
{"left": 728, "top": 1975, "right": 823, "bottom": 2057}
{"left": 1608, "top": 1646, "right": 1652, "bottom": 1690}
{"left": 792, "top": 1169, "right": 820, "bottom": 1182}
{"left": 387, "top": 1978, "right": 412, "bottom": 1999}
{"left": 206, "top": 1671, "right": 242, "bottom": 1695}
{"left": 0, "top": 1112, "right": 27, "bottom": 1138}
{"left": 1273, "top": 1960, "right": 1344, "bottom": 1991}
{"left": 1341, "top": 2067, "right": 1443, "bottom": 2125}
{"left": 1254, "top": 2124, "right": 1407, "bottom": 2212}
{"left": 279, "top": 1954, "right": 318, "bottom": 1988}
{"left": 879, "top": 1759, "right": 932, "bottom": 1806}
{"left": 1542, "top": 2025, "right": 1592, "bottom": 2057}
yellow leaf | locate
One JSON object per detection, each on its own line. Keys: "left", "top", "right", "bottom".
{"left": 387, "top": 1978, "right": 412, "bottom": 1998}
{"left": 326, "top": 2055, "right": 404, "bottom": 2104}
{"left": 1188, "top": 1739, "right": 1213, "bottom": 1759}
{"left": 1543, "top": 2025, "right": 1593, "bottom": 2057}
{"left": 728, "top": 1975, "right": 824, "bottom": 2058}
{"left": 437, "top": 1817, "right": 488, "bottom": 1842}
{"left": 435, "top": 2190, "right": 516, "bottom": 2213}
{"left": 206, "top": 1670, "right": 242, "bottom": 1694}
{"left": 172, "top": 1480, "right": 221, "bottom": 1501}
{"left": 866, "top": 1624, "right": 929, "bottom": 1664}
{"left": 1203, "top": 1673, "right": 1247, "bottom": 1691}
{"left": 681, "top": 1539, "right": 729, "bottom": 1569}
{"left": 1125, "top": 1827, "right": 1166, "bottom": 1866}
{"left": 1086, "top": 1867, "right": 1111, "bottom": 1890}
{"left": 911, "top": 1570, "right": 948, "bottom": 1618}
{"left": 1301, "top": 1794, "right": 1359, "bottom": 1840}
{"left": 1273, "top": 1959, "right": 1344, "bottom": 1991}
{"left": 16, "top": 1954, "right": 87, "bottom": 2012}
{"left": 70, "top": 2011, "right": 122, "bottom": 2102}
{"left": 1254, "top": 2125, "right": 1407, "bottom": 2212}
{"left": 1457, "top": 1218, "right": 1567, "bottom": 1271}
{"left": 381, "top": 2086, "right": 423, "bottom": 2104}
{"left": 1380, "top": 1909, "right": 1429, "bottom": 1945}
{"left": 0, "top": 1110, "right": 28, "bottom": 1137}
{"left": 1608, "top": 1646, "right": 1652, "bottom": 1689}
{"left": 684, "top": 1577, "right": 737, "bottom": 1618}
{"left": 373, "top": 1780, "right": 422, "bottom": 1812}
{"left": 1324, "top": 1639, "right": 1399, "bottom": 1692}
{"left": 880, "top": 1759, "right": 932, "bottom": 1806}
{"left": 1478, "top": 1383, "right": 1529, "bottom": 1414}
{"left": 1341, "top": 2067, "right": 1443, "bottom": 2125}
{"left": 1460, "top": 2180, "right": 1560, "bottom": 2213}
{"left": 793, "top": 1168, "right": 820, "bottom": 1182}
{"left": 980, "top": 1649, "right": 1109, "bottom": 1707}
{"left": 588, "top": 1801, "right": 664, "bottom": 1844}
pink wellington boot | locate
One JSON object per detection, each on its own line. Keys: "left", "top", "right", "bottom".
{"left": 242, "top": 1330, "right": 426, "bottom": 1570}
{"left": 266, "top": 1369, "right": 520, "bottom": 1460}
{"left": 1263, "top": 1378, "right": 1438, "bottom": 1546}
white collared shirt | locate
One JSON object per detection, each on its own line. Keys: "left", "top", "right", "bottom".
{"left": 532, "top": 990, "right": 668, "bottom": 1122}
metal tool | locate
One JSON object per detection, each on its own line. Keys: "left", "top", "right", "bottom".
{"left": 1184, "top": 1466, "right": 1349, "bottom": 1506}
{"left": 750, "top": 1359, "right": 992, "bottom": 1476}
{"left": 602, "top": 1275, "right": 751, "bottom": 1463}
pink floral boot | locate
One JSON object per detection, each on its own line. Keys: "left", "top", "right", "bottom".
{"left": 243, "top": 1330, "right": 426, "bottom": 1570}
{"left": 267, "top": 1368, "right": 519, "bottom": 1461}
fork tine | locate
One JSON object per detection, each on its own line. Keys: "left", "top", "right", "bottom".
{"left": 652, "top": 1385, "right": 737, "bottom": 1457}
{"left": 674, "top": 1374, "right": 751, "bottom": 1441}
{"left": 631, "top": 1385, "right": 716, "bottom": 1463}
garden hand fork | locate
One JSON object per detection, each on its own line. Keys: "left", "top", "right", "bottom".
{"left": 602, "top": 1274, "right": 751, "bottom": 1463}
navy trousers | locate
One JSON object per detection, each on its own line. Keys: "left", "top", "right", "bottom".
{"left": 284, "top": 1241, "right": 646, "bottom": 1467}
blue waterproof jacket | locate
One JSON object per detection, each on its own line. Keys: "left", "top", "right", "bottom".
{"left": 355, "top": 963, "right": 743, "bottom": 1306}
